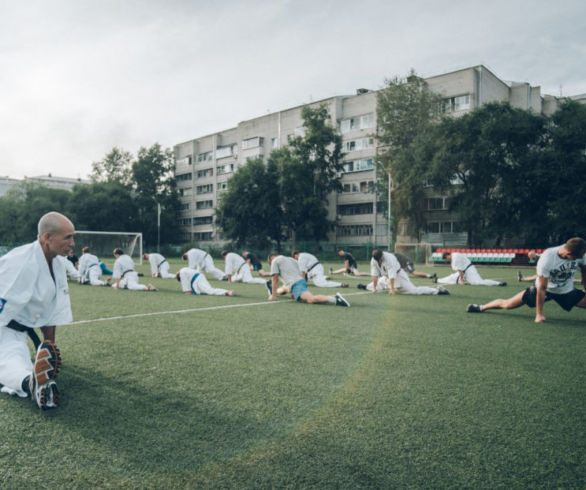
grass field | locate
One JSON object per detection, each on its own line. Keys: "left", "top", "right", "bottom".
{"left": 1, "top": 260, "right": 584, "bottom": 488}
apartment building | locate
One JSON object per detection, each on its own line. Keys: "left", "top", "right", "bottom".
{"left": 174, "top": 65, "right": 562, "bottom": 247}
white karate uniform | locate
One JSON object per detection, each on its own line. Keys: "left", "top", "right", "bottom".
{"left": 224, "top": 253, "right": 265, "bottom": 284}
{"left": 296, "top": 252, "right": 342, "bottom": 288}
{"left": 368, "top": 252, "right": 439, "bottom": 295}
{"left": 437, "top": 252, "right": 502, "bottom": 286}
{"left": 147, "top": 253, "right": 175, "bottom": 279}
{"left": 78, "top": 252, "right": 106, "bottom": 286}
{"left": 185, "top": 249, "right": 226, "bottom": 281}
{"left": 178, "top": 268, "right": 230, "bottom": 295}
{"left": 59, "top": 255, "right": 80, "bottom": 280}
{"left": 112, "top": 254, "right": 147, "bottom": 290}
{"left": 0, "top": 241, "right": 72, "bottom": 397}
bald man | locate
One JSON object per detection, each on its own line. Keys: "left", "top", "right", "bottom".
{"left": 0, "top": 212, "right": 74, "bottom": 410}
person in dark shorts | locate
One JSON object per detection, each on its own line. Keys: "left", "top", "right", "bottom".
{"left": 394, "top": 252, "right": 436, "bottom": 282}
{"left": 242, "top": 251, "right": 271, "bottom": 277}
{"left": 467, "top": 237, "right": 586, "bottom": 323}
{"left": 331, "top": 250, "right": 370, "bottom": 276}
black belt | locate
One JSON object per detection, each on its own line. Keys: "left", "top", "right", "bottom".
{"left": 157, "top": 259, "right": 167, "bottom": 268}
{"left": 237, "top": 262, "right": 247, "bottom": 273}
{"left": 121, "top": 269, "right": 133, "bottom": 278}
{"left": 5, "top": 320, "right": 41, "bottom": 349}
{"left": 307, "top": 262, "right": 320, "bottom": 273}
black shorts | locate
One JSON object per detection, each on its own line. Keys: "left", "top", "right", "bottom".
{"left": 522, "top": 286, "right": 585, "bottom": 312}
{"left": 404, "top": 260, "right": 415, "bottom": 274}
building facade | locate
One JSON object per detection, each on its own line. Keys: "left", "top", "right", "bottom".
{"left": 174, "top": 65, "right": 562, "bottom": 247}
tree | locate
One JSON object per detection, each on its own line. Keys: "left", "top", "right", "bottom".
{"left": 277, "top": 104, "right": 344, "bottom": 241}
{"left": 90, "top": 147, "right": 133, "bottom": 186}
{"left": 132, "top": 143, "right": 182, "bottom": 246}
{"left": 376, "top": 71, "right": 443, "bottom": 241}
{"left": 68, "top": 182, "right": 139, "bottom": 232}
{"left": 215, "top": 157, "right": 282, "bottom": 248}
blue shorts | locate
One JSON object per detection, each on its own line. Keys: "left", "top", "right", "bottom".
{"left": 291, "top": 279, "right": 309, "bottom": 301}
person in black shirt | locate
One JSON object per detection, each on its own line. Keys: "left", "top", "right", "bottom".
{"left": 331, "top": 249, "right": 370, "bottom": 277}
{"left": 242, "top": 251, "right": 271, "bottom": 277}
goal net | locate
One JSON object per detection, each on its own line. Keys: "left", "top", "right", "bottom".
{"left": 394, "top": 242, "right": 432, "bottom": 266}
{"left": 75, "top": 231, "right": 143, "bottom": 264}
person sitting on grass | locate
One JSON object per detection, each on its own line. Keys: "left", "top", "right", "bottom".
{"left": 143, "top": 252, "right": 175, "bottom": 279}
{"left": 267, "top": 253, "right": 350, "bottom": 307}
{"left": 112, "top": 248, "right": 156, "bottom": 291}
{"left": 361, "top": 249, "right": 449, "bottom": 296}
{"left": 176, "top": 267, "right": 233, "bottom": 296}
{"left": 437, "top": 251, "right": 506, "bottom": 286}
{"left": 242, "top": 251, "right": 271, "bottom": 277}
{"left": 467, "top": 237, "right": 586, "bottom": 323}
{"left": 292, "top": 251, "right": 348, "bottom": 288}
{"left": 331, "top": 249, "right": 370, "bottom": 277}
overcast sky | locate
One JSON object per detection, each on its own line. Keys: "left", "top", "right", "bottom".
{"left": 1, "top": 0, "right": 585, "bottom": 180}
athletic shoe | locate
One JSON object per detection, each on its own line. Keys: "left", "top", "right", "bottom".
{"left": 517, "top": 271, "right": 523, "bottom": 282}
{"left": 147, "top": 284, "right": 157, "bottom": 291}
{"left": 265, "top": 280, "right": 272, "bottom": 296}
{"left": 335, "top": 292, "right": 350, "bottom": 307}
{"left": 437, "top": 286, "right": 450, "bottom": 295}
{"left": 466, "top": 304, "right": 483, "bottom": 313}
{"left": 357, "top": 284, "right": 367, "bottom": 290}
{"left": 432, "top": 273, "right": 438, "bottom": 283}
{"left": 498, "top": 282, "right": 507, "bottom": 287}
{"left": 29, "top": 342, "right": 62, "bottom": 410}
{"left": 341, "top": 283, "right": 349, "bottom": 288}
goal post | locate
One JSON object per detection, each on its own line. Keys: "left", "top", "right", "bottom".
{"left": 74, "top": 231, "right": 143, "bottom": 264}
{"left": 393, "top": 242, "right": 433, "bottom": 266}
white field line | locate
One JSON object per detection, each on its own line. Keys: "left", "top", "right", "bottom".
{"left": 67, "top": 292, "right": 368, "bottom": 326}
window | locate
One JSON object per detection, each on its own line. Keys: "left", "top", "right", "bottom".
{"left": 271, "top": 137, "right": 279, "bottom": 149}
{"left": 217, "top": 182, "right": 228, "bottom": 192}
{"left": 193, "top": 232, "right": 214, "bottom": 241}
{"left": 180, "top": 187, "right": 193, "bottom": 197}
{"left": 176, "top": 155, "right": 192, "bottom": 165}
{"left": 216, "top": 146, "right": 233, "bottom": 159}
{"left": 425, "top": 197, "right": 448, "bottom": 210}
{"left": 340, "top": 113, "right": 375, "bottom": 133}
{"left": 426, "top": 221, "right": 461, "bottom": 233}
{"left": 342, "top": 158, "right": 374, "bottom": 173}
{"left": 342, "top": 180, "right": 373, "bottom": 193}
{"left": 242, "top": 137, "right": 263, "bottom": 150}
{"left": 178, "top": 218, "right": 192, "bottom": 225}
{"left": 179, "top": 203, "right": 190, "bottom": 211}
{"left": 337, "top": 203, "right": 373, "bottom": 216}
{"left": 197, "top": 151, "right": 213, "bottom": 162}
{"left": 336, "top": 225, "right": 373, "bottom": 237}
{"left": 196, "top": 200, "right": 214, "bottom": 210}
{"left": 345, "top": 137, "right": 374, "bottom": 152}
{"left": 196, "top": 184, "right": 213, "bottom": 195}
{"left": 193, "top": 216, "right": 213, "bottom": 225}
{"left": 217, "top": 163, "right": 234, "bottom": 176}
{"left": 294, "top": 126, "right": 306, "bottom": 137}
{"left": 443, "top": 94, "right": 471, "bottom": 113}
{"left": 176, "top": 172, "right": 192, "bottom": 182}
{"left": 197, "top": 168, "right": 213, "bottom": 179}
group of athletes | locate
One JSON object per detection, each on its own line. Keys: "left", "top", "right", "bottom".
{"left": 0, "top": 211, "right": 584, "bottom": 411}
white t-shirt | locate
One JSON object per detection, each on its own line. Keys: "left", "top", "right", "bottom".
{"left": 370, "top": 252, "right": 401, "bottom": 279}
{"left": 536, "top": 245, "right": 585, "bottom": 294}
{"left": 224, "top": 253, "right": 246, "bottom": 275}
{"left": 0, "top": 241, "right": 72, "bottom": 328}
{"left": 450, "top": 252, "right": 471, "bottom": 272}
{"left": 270, "top": 256, "right": 303, "bottom": 288}
{"left": 113, "top": 254, "right": 136, "bottom": 279}
{"left": 296, "top": 253, "right": 319, "bottom": 274}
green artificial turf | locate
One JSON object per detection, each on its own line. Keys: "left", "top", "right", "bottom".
{"left": 1, "top": 263, "right": 584, "bottom": 488}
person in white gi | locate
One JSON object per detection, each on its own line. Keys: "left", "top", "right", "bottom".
{"left": 365, "top": 250, "right": 449, "bottom": 295}
{"left": 58, "top": 254, "right": 80, "bottom": 281}
{"left": 112, "top": 248, "right": 156, "bottom": 291}
{"left": 0, "top": 212, "right": 74, "bottom": 410}
{"left": 143, "top": 252, "right": 175, "bottom": 279}
{"left": 467, "top": 237, "right": 586, "bottom": 323}
{"left": 182, "top": 248, "right": 227, "bottom": 281}
{"left": 437, "top": 251, "right": 506, "bottom": 286}
{"left": 78, "top": 247, "right": 108, "bottom": 286}
{"left": 292, "top": 251, "right": 348, "bottom": 288}
{"left": 221, "top": 251, "right": 266, "bottom": 284}
{"left": 177, "top": 267, "right": 233, "bottom": 296}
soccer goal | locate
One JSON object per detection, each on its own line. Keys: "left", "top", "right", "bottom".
{"left": 394, "top": 242, "right": 433, "bottom": 266}
{"left": 75, "top": 231, "right": 143, "bottom": 264}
